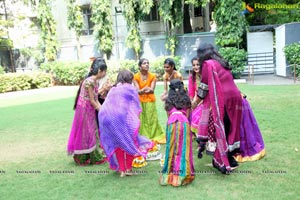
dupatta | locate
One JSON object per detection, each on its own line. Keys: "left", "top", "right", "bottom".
{"left": 198, "top": 60, "right": 231, "bottom": 171}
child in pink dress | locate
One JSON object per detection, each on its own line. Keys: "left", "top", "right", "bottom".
{"left": 159, "top": 79, "right": 195, "bottom": 186}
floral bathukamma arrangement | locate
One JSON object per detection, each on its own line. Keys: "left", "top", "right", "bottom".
{"left": 132, "top": 143, "right": 162, "bottom": 168}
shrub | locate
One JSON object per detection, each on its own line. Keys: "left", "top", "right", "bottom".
{"left": 0, "top": 65, "right": 4, "bottom": 74}
{"left": 150, "top": 56, "right": 181, "bottom": 81}
{"left": 219, "top": 47, "right": 247, "bottom": 79}
{"left": 0, "top": 72, "right": 52, "bottom": 93}
{"left": 120, "top": 60, "right": 138, "bottom": 73}
{"left": 105, "top": 56, "right": 181, "bottom": 82}
{"left": 284, "top": 42, "right": 300, "bottom": 77}
{"left": 115, "top": 57, "right": 181, "bottom": 81}
{"left": 40, "top": 61, "right": 90, "bottom": 85}
{"left": 38, "top": 56, "right": 182, "bottom": 86}
{"left": 31, "top": 72, "right": 53, "bottom": 89}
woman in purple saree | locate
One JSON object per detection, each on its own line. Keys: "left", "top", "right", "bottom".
{"left": 98, "top": 70, "right": 153, "bottom": 177}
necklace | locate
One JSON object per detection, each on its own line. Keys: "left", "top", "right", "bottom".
{"left": 141, "top": 72, "right": 148, "bottom": 82}
{"left": 167, "top": 71, "right": 175, "bottom": 81}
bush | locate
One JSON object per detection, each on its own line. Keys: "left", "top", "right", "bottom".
{"left": 0, "top": 72, "right": 52, "bottom": 93}
{"left": 115, "top": 56, "right": 181, "bottom": 81}
{"left": 105, "top": 56, "right": 181, "bottom": 82}
{"left": 0, "top": 65, "right": 4, "bottom": 74}
{"left": 150, "top": 56, "right": 181, "bottom": 81}
{"left": 38, "top": 56, "right": 182, "bottom": 86}
{"left": 120, "top": 60, "right": 138, "bottom": 74}
{"left": 284, "top": 42, "right": 300, "bottom": 77}
{"left": 31, "top": 72, "right": 53, "bottom": 89}
{"left": 40, "top": 61, "right": 90, "bottom": 85}
{"left": 219, "top": 47, "right": 247, "bottom": 79}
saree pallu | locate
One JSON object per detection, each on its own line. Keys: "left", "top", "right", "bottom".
{"left": 234, "top": 98, "right": 266, "bottom": 162}
{"left": 98, "top": 83, "right": 153, "bottom": 171}
{"left": 191, "top": 104, "right": 203, "bottom": 133}
{"left": 160, "top": 108, "right": 195, "bottom": 186}
{"left": 139, "top": 102, "right": 165, "bottom": 143}
{"left": 198, "top": 60, "right": 231, "bottom": 172}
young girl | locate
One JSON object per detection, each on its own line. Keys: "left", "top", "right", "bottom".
{"left": 67, "top": 59, "right": 107, "bottom": 165}
{"left": 159, "top": 79, "right": 195, "bottom": 187}
{"left": 188, "top": 57, "right": 203, "bottom": 134}
{"left": 189, "top": 57, "right": 216, "bottom": 156}
{"left": 133, "top": 58, "right": 165, "bottom": 144}
{"left": 160, "top": 58, "right": 183, "bottom": 101}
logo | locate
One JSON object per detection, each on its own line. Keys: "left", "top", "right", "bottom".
{"left": 241, "top": 2, "right": 255, "bottom": 15}
{"left": 253, "top": 3, "right": 300, "bottom": 10}
{"left": 241, "top": 1, "right": 300, "bottom": 15}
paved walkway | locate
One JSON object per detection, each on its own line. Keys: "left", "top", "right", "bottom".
{"left": 243, "top": 74, "right": 298, "bottom": 85}
{"left": 0, "top": 86, "right": 78, "bottom": 100}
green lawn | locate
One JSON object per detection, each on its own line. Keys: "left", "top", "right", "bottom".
{"left": 0, "top": 84, "right": 299, "bottom": 200}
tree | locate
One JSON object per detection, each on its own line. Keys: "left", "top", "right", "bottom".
{"left": 158, "top": 0, "right": 211, "bottom": 55}
{"left": 37, "top": 0, "right": 58, "bottom": 61}
{"left": 121, "top": 0, "right": 153, "bottom": 59}
{"left": 158, "top": 0, "right": 183, "bottom": 56}
{"left": 91, "top": 0, "right": 114, "bottom": 60}
{"left": 185, "top": 0, "right": 211, "bottom": 32}
{"left": 0, "top": 0, "right": 18, "bottom": 72}
{"left": 214, "top": 0, "right": 248, "bottom": 78}
{"left": 214, "top": 0, "right": 247, "bottom": 48}
{"left": 66, "top": 0, "right": 84, "bottom": 60}
{"left": 0, "top": 19, "right": 13, "bottom": 48}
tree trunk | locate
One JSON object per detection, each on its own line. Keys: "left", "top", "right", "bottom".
{"left": 183, "top": 3, "right": 193, "bottom": 33}
{"left": 76, "top": 36, "right": 81, "bottom": 60}
{"left": 203, "top": 3, "right": 210, "bottom": 32}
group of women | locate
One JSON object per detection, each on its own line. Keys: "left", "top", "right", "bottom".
{"left": 66, "top": 43, "right": 266, "bottom": 187}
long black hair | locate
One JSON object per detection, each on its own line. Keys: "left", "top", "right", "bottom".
{"left": 73, "top": 58, "right": 107, "bottom": 110}
{"left": 165, "top": 79, "right": 191, "bottom": 112}
{"left": 89, "top": 57, "right": 107, "bottom": 76}
{"left": 164, "top": 58, "right": 177, "bottom": 70}
{"left": 196, "top": 43, "right": 231, "bottom": 70}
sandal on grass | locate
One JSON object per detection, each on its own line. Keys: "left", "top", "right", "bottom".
{"left": 120, "top": 172, "right": 126, "bottom": 177}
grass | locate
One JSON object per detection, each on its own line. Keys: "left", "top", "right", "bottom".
{"left": 0, "top": 83, "right": 300, "bottom": 200}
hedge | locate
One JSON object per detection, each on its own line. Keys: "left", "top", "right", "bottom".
{"left": 0, "top": 72, "right": 52, "bottom": 93}
{"left": 0, "top": 56, "right": 182, "bottom": 93}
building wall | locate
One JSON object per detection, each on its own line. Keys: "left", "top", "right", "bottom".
{"left": 247, "top": 32, "right": 274, "bottom": 75}
{"left": 275, "top": 25, "right": 286, "bottom": 77}
{"left": 53, "top": 0, "right": 208, "bottom": 63}
{"left": 275, "top": 22, "right": 300, "bottom": 77}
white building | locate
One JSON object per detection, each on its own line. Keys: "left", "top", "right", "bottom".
{"left": 51, "top": 0, "right": 211, "bottom": 61}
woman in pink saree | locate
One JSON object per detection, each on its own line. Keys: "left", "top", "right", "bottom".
{"left": 193, "top": 43, "right": 265, "bottom": 174}
{"left": 67, "top": 58, "right": 107, "bottom": 165}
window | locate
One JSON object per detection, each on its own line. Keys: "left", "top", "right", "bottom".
{"left": 194, "top": 5, "right": 203, "bottom": 17}
{"left": 143, "top": 3, "right": 160, "bottom": 22}
{"left": 81, "top": 7, "right": 94, "bottom": 36}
